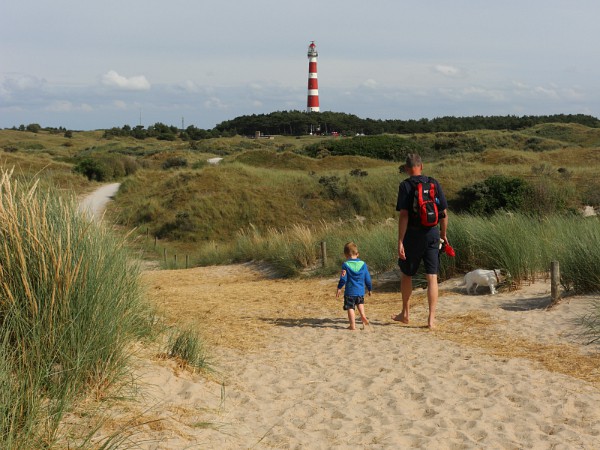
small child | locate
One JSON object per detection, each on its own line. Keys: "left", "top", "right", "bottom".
{"left": 336, "top": 242, "right": 372, "bottom": 331}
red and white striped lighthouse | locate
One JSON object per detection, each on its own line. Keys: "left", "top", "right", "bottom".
{"left": 307, "top": 41, "right": 320, "bottom": 112}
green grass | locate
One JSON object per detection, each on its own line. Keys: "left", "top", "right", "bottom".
{"left": 167, "top": 327, "right": 209, "bottom": 371}
{"left": 0, "top": 169, "right": 149, "bottom": 447}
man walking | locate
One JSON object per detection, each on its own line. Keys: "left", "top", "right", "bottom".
{"left": 392, "top": 154, "right": 448, "bottom": 329}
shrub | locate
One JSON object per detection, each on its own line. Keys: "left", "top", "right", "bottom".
{"left": 73, "top": 155, "right": 140, "bottom": 181}
{"left": 0, "top": 170, "right": 148, "bottom": 446}
{"left": 162, "top": 157, "right": 188, "bottom": 170}
{"left": 318, "top": 175, "right": 343, "bottom": 199}
{"left": 73, "top": 157, "right": 110, "bottom": 181}
{"left": 454, "top": 175, "right": 528, "bottom": 215}
{"left": 26, "top": 123, "right": 41, "bottom": 133}
{"left": 350, "top": 168, "right": 368, "bottom": 177}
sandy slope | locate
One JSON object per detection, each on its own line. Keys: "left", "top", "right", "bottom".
{"left": 72, "top": 265, "right": 600, "bottom": 449}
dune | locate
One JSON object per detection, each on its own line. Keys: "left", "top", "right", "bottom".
{"left": 75, "top": 265, "right": 600, "bottom": 449}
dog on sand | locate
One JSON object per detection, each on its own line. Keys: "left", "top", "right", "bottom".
{"left": 462, "top": 269, "right": 503, "bottom": 295}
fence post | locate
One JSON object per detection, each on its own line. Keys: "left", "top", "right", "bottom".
{"left": 321, "top": 241, "right": 327, "bottom": 267}
{"left": 174, "top": 254, "right": 177, "bottom": 268}
{"left": 163, "top": 248, "right": 167, "bottom": 264}
{"left": 154, "top": 236, "right": 157, "bottom": 249}
{"left": 186, "top": 254, "right": 189, "bottom": 269}
{"left": 551, "top": 260, "right": 560, "bottom": 303}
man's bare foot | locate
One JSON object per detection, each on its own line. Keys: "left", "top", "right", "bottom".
{"left": 427, "top": 322, "right": 436, "bottom": 329}
{"left": 347, "top": 326, "right": 357, "bottom": 331}
{"left": 391, "top": 314, "right": 409, "bottom": 324}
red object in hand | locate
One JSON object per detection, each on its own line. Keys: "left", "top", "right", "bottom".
{"left": 444, "top": 244, "right": 456, "bottom": 257}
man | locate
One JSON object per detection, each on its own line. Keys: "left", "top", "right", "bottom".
{"left": 392, "top": 153, "right": 448, "bottom": 329}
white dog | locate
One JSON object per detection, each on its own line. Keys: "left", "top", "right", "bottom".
{"left": 462, "top": 269, "right": 502, "bottom": 295}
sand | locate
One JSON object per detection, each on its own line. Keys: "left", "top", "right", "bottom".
{"left": 75, "top": 265, "right": 600, "bottom": 449}
{"left": 78, "top": 182, "right": 121, "bottom": 221}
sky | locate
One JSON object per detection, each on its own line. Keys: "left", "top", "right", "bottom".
{"left": 2, "top": 0, "right": 600, "bottom": 130}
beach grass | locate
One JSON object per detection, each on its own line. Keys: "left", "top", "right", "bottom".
{"left": 0, "top": 169, "right": 150, "bottom": 447}
{"left": 167, "top": 327, "right": 210, "bottom": 372}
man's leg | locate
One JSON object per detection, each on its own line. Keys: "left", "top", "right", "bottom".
{"left": 426, "top": 273, "right": 438, "bottom": 328}
{"left": 392, "top": 273, "right": 412, "bottom": 323}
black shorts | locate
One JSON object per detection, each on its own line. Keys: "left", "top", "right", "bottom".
{"left": 398, "top": 227, "right": 440, "bottom": 276}
{"left": 343, "top": 295, "right": 364, "bottom": 311}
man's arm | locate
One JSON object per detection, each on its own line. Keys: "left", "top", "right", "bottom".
{"left": 398, "top": 210, "right": 409, "bottom": 259}
{"left": 439, "top": 209, "right": 448, "bottom": 243}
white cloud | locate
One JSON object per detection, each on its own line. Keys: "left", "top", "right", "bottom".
{"left": 101, "top": 70, "right": 150, "bottom": 90}
{"left": 433, "top": 65, "right": 462, "bottom": 78}
{"left": 113, "top": 100, "right": 127, "bottom": 109}
{"left": 45, "top": 101, "right": 94, "bottom": 112}
{"left": 361, "top": 79, "right": 378, "bottom": 89}
{"left": 204, "top": 96, "right": 227, "bottom": 110}
{"left": 533, "top": 86, "right": 559, "bottom": 99}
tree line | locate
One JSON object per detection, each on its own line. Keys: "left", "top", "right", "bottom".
{"left": 8, "top": 112, "right": 600, "bottom": 140}
{"left": 213, "top": 111, "right": 600, "bottom": 136}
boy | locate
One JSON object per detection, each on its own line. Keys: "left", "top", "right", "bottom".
{"left": 336, "top": 242, "right": 372, "bottom": 331}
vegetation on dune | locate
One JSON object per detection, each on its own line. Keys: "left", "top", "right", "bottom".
{"left": 112, "top": 163, "right": 400, "bottom": 242}
{"left": 0, "top": 170, "right": 149, "bottom": 447}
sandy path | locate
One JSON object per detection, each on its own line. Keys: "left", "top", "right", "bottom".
{"left": 78, "top": 182, "right": 120, "bottom": 221}
{"left": 75, "top": 265, "right": 600, "bottom": 449}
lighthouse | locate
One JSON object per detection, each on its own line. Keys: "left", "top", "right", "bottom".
{"left": 307, "top": 41, "right": 320, "bottom": 112}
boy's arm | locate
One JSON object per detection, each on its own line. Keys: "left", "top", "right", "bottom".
{"left": 336, "top": 266, "right": 347, "bottom": 297}
{"left": 365, "top": 266, "right": 373, "bottom": 295}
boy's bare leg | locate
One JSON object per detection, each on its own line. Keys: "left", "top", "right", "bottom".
{"left": 426, "top": 274, "right": 438, "bottom": 329}
{"left": 347, "top": 308, "right": 356, "bottom": 330}
{"left": 357, "top": 304, "right": 370, "bottom": 329}
{"left": 392, "top": 273, "right": 412, "bottom": 323}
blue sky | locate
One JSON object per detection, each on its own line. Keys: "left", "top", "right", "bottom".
{"left": 2, "top": 0, "right": 600, "bottom": 130}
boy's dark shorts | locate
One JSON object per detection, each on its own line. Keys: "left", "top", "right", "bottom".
{"left": 398, "top": 227, "right": 440, "bottom": 276}
{"left": 343, "top": 295, "right": 364, "bottom": 311}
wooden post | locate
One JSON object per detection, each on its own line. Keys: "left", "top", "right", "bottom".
{"left": 154, "top": 236, "right": 157, "bottom": 249}
{"left": 551, "top": 260, "right": 560, "bottom": 303}
{"left": 163, "top": 248, "right": 167, "bottom": 263}
{"left": 146, "top": 227, "right": 149, "bottom": 240}
{"left": 321, "top": 241, "right": 327, "bottom": 267}
{"left": 185, "top": 255, "right": 189, "bottom": 269}
{"left": 174, "top": 254, "right": 177, "bottom": 268}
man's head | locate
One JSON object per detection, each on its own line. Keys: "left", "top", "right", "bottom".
{"left": 343, "top": 241, "right": 359, "bottom": 259}
{"left": 404, "top": 153, "right": 423, "bottom": 175}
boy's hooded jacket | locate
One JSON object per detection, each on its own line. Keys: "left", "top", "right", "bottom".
{"left": 337, "top": 258, "right": 372, "bottom": 296}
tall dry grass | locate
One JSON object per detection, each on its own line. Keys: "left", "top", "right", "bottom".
{"left": 0, "top": 169, "right": 148, "bottom": 447}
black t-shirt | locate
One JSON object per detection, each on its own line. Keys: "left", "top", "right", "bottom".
{"left": 396, "top": 175, "right": 448, "bottom": 226}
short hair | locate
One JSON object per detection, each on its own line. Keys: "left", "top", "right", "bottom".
{"left": 405, "top": 153, "right": 423, "bottom": 168}
{"left": 344, "top": 241, "right": 359, "bottom": 257}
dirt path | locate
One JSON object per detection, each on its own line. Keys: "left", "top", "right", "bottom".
{"left": 78, "top": 182, "right": 120, "bottom": 221}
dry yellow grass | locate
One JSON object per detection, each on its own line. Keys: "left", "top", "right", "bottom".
{"left": 142, "top": 265, "right": 598, "bottom": 388}
{"left": 436, "top": 311, "right": 600, "bottom": 386}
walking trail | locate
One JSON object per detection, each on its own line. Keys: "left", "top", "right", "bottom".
{"left": 68, "top": 262, "right": 600, "bottom": 449}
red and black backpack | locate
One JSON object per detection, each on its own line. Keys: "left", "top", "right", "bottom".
{"left": 409, "top": 177, "right": 439, "bottom": 228}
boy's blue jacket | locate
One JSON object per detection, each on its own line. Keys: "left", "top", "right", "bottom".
{"left": 337, "top": 258, "right": 372, "bottom": 296}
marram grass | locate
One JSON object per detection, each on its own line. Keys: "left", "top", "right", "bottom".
{"left": 0, "top": 169, "right": 149, "bottom": 447}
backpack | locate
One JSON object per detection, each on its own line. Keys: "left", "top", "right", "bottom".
{"left": 410, "top": 177, "right": 439, "bottom": 228}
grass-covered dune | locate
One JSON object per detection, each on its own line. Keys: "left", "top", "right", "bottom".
{"left": 0, "top": 170, "right": 149, "bottom": 447}
{"left": 113, "top": 162, "right": 400, "bottom": 242}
